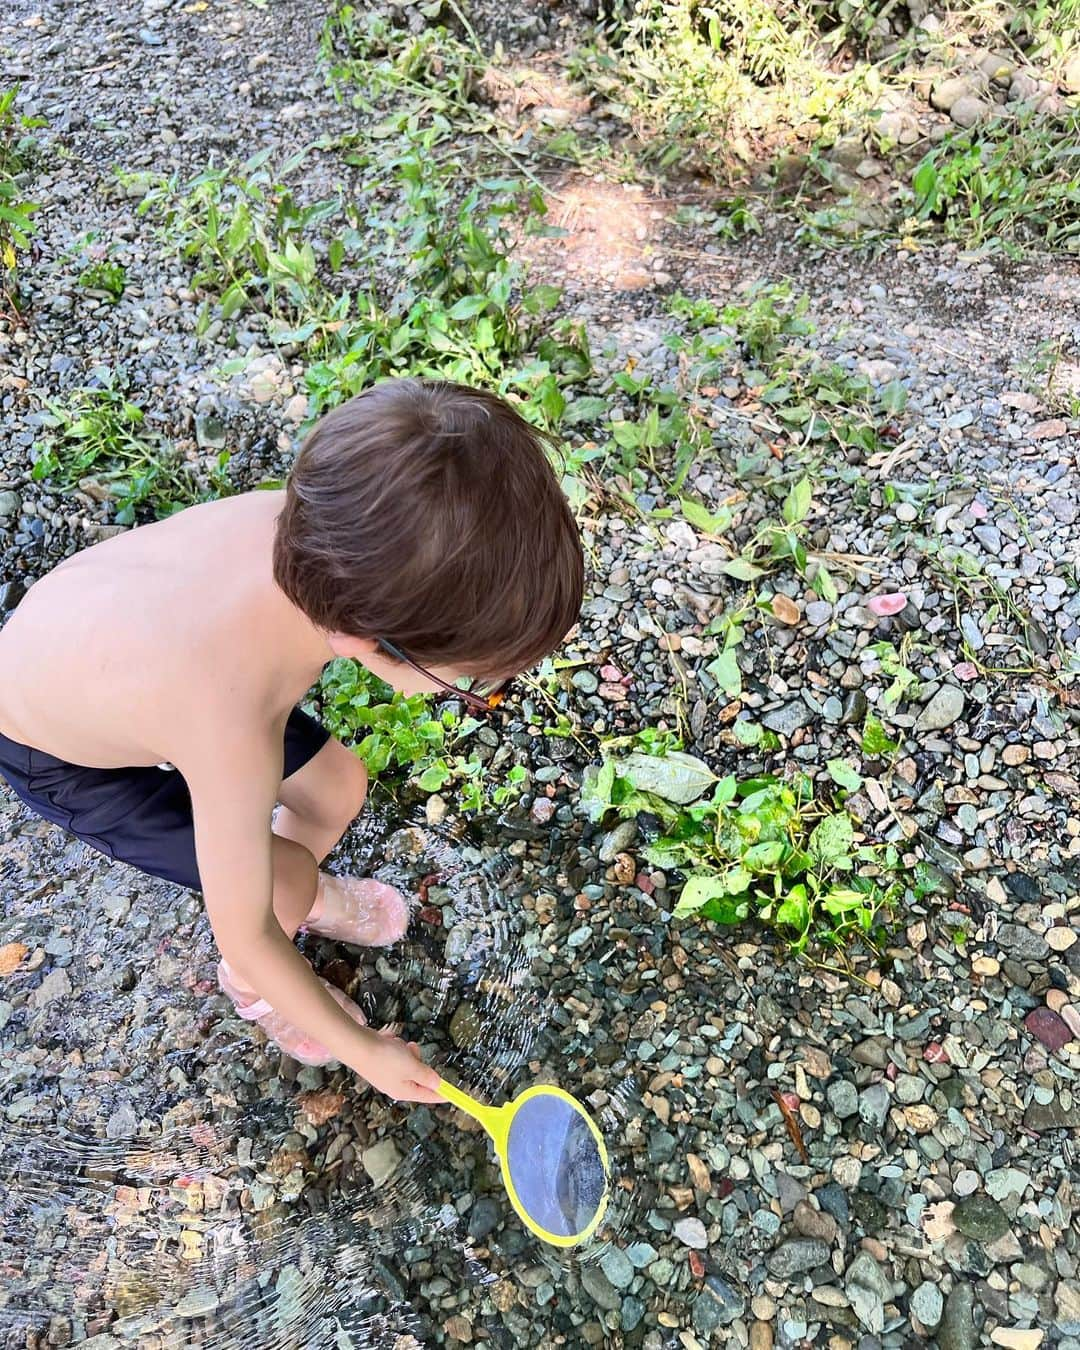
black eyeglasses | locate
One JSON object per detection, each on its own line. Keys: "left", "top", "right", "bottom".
{"left": 376, "top": 638, "right": 513, "bottom": 713}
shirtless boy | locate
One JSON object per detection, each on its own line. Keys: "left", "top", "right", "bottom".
{"left": 0, "top": 377, "right": 584, "bottom": 1104}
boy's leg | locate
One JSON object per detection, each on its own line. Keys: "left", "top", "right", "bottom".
{"left": 275, "top": 734, "right": 369, "bottom": 864}
{"left": 275, "top": 732, "right": 408, "bottom": 947}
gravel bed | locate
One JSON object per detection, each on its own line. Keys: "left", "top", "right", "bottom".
{"left": 1, "top": 1, "right": 1079, "bottom": 1348}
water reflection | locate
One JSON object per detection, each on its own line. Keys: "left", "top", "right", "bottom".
{"left": 0, "top": 806, "right": 644, "bottom": 1344}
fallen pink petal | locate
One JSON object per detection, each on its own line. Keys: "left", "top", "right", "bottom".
{"left": 867, "top": 592, "right": 908, "bottom": 617}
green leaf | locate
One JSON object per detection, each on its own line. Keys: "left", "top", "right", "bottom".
{"left": 673, "top": 874, "right": 732, "bottom": 920}
{"left": 701, "top": 893, "right": 751, "bottom": 925}
{"left": 775, "top": 884, "right": 810, "bottom": 935}
{"left": 446, "top": 294, "right": 489, "bottom": 320}
{"left": 713, "top": 775, "right": 737, "bottom": 806}
{"left": 680, "top": 496, "right": 732, "bottom": 535}
{"left": 743, "top": 840, "right": 785, "bottom": 870}
{"left": 813, "top": 562, "right": 838, "bottom": 605}
{"left": 809, "top": 813, "right": 855, "bottom": 866}
{"left": 782, "top": 477, "right": 813, "bottom": 525}
{"left": 862, "top": 715, "right": 899, "bottom": 757}
{"left": 522, "top": 282, "right": 562, "bottom": 314}
{"left": 721, "top": 558, "right": 764, "bottom": 582}
{"left": 826, "top": 758, "right": 862, "bottom": 793}
{"left": 611, "top": 420, "right": 643, "bottom": 450}
{"left": 879, "top": 380, "right": 908, "bottom": 415}
{"left": 706, "top": 648, "right": 742, "bottom": 699}
{"left": 563, "top": 395, "right": 610, "bottom": 425}
{"left": 733, "top": 719, "right": 763, "bottom": 746}
{"left": 821, "top": 887, "right": 870, "bottom": 915}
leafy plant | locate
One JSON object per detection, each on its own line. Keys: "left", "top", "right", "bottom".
{"left": 31, "top": 367, "right": 231, "bottom": 523}
{"left": 582, "top": 745, "right": 897, "bottom": 953}
{"left": 140, "top": 148, "right": 346, "bottom": 334}
{"left": 911, "top": 109, "right": 1080, "bottom": 254}
{"left": 0, "top": 88, "right": 44, "bottom": 293}
{"left": 78, "top": 260, "right": 126, "bottom": 302}
{"left": 312, "top": 657, "right": 499, "bottom": 811}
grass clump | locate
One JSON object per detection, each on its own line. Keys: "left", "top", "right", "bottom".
{"left": 0, "top": 88, "right": 43, "bottom": 303}
{"left": 583, "top": 739, "right": 899, "bottom": 954}
{"left": 910, "top": 109, "right": 1080, "bottom": 254}
{"left": 31, "top": 367, "right": 231, "bottom": 524}
{"left": 573, "top": 0, "right": 884, "bottom": 179}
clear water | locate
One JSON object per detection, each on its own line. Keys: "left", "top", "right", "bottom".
{"left": 0, "top": 803, "right": 646, "bottom": 1345}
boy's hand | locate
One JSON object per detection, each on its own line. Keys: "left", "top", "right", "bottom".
{"left": 359, "top": 1029, "right": 444, "bottom": 1104}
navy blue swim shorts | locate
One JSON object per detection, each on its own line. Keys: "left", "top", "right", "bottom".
{"left": 0, "top": 708, "right": 331, "bottom": 891}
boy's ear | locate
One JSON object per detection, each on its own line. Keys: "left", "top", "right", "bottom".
{"left": 327, "top": 633, "right": 379, "bottom": 661}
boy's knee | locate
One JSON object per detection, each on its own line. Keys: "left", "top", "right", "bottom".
{"left": 272, "top": 833, "right": 318, "bottom": 890}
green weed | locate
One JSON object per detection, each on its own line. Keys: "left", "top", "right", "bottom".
{"left": 582, "top": 741, "right": 898, "bottom": 953}
{"left": 313, "top": 656, "right": 523, "bottom": 812}
{"left": 911, "top": 109, "right": 1080, "bottom": 254}
{"left": 31, "top": 367, "right": 231, "bottom": 523}
{"left": 0, "top": 88, "right": 44, "bottom": 294}
{"left": 140, "top": 148, "right": 346, "bottom": 334}
{"left": 573, "top": 0, "right": 883, "bottom": 180}
{"left": 78, "top": 260, "right": 126, "bottom": 302}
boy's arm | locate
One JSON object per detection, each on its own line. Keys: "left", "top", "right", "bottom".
{"left": 175, "top": 721, "right": 442, "bottom": 1104}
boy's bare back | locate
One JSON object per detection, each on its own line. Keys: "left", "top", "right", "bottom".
{"left": 0, "top": 490, "right": 320, "bottom": 769}
{"left": 0, "top": 379, "right": 584, "bottom": 1100}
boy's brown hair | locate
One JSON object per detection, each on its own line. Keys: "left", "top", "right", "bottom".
{"left": 273, "top": 378, "right": 584, "bottom": 678}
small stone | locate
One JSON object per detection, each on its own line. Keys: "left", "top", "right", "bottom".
{"left": 29, "top": 966, "right": 72, "bottom": 1008}
{"left": 1055, "top": 1282, "right": 1080, "bottom": 1335}
{"left": 581, "top": 1264, "right": 621, "bottom": 1312}
{"left": 611, "top": 851, "right": 636, "bottom": 885}
{"left": 845, "top": 1250, "right": 891, "bottom": 1334}
{"left": 425, "top": 793, "right": 449, "bottom": 826}
{"left": 762, "top": 701, "right": 814, "bottom": 736}
{"left": 770, "top": 594, "right": 801, "bottom": 625}
{"left": 939, "top": 1282, "right": 978, "bottom": 1350}
{"left": 468, "top": 1195, "right": 501, "bottom": 1241}
{"left": 793, "top": 1200, "right": 838, "bottom": 1245}
{"left": 450, "top": 1001, "right": 483, "bottom": 1049}
{"left": 953, "top": 1193, "right": 1010, "bottom": 1242}
{"left": 931, "top": 77, "right": 974, "bottom": 112}
{"left": 1024, "top": 1007, "right": 1071, "bottom": 1052}
{"left": 1031, "top": 419, "right": 1068, "bottom": 441}
{"left": 174, "top": 1287, "right": 219, "bottom": 1317}
{"left": 827, "top": 1080, "right": 859, "bottom": 1119}
{"left": 858, "top": 1083, "right": 890, "bottom": 1129}
{"left": 912, "top": 1281, "right": 944, "bottom": 1329}
{"left": 990, "top": 1332, "right": 1043, "bottom": 1350}
{"left": 1046, "top": 927, "right": 1076, "bottom": 952}
{"left": 950, "top": 96, "right": 990, "bottom": 127}
{"left": 916, "top": 685, "right": 965, "bottom": 732}
{"left": 598, "top": 820, "right": 636, "bottom": 862}
{"left": 673, "top": 1216, "right": 709, "bottom": 1249}
{"left": 194, "top": 414, "right": 227, "bottom": 449}
{"left": 600, "top": 1246, "right": 636, "bottom": 1290}
{"left": 749, "top": 1322, "right": 773, "bottom": 1350}
{"left": 361, "top": 1139, "right": 402, "bottom": 1187}
{"left": 625, "top": 1241, "right": 658, "bottom": 1268}
{"left": 693, "top": 1276, "right": 745, "bottom": 1333}
{"left": 995, "top": 923, "right": 1049, "bottom": 961}
{"left": 766, "top": 1238, "right": 830, "bottom": 1279}
{"left": 867, "top": 592, "right": 907, "bottom": 617}
{"left": 972, "top": 956, "right": 1000, "bottom": 977}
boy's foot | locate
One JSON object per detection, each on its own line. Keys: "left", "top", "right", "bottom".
{"left": 217, "top": 960, "right": 368, "bottom": 1067}
{"left": 301, "top": 874, "right": 410, "bottom": 948}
